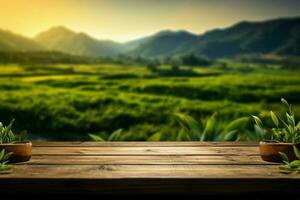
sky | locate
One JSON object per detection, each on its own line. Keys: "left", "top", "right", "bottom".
{"left": 0, "top": 0, "right": 299, "bottom": 42}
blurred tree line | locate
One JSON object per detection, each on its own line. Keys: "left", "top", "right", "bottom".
{"left": 0, "top": 51, "right": 214, "bottom": 67}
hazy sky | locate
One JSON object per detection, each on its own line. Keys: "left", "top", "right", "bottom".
{"left": 0, "top": 0, "right": 299, "bottom": 42}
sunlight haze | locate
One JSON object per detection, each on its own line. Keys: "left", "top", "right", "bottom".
{"left": 0, "top": 0, "right": 299, "bottom": 42}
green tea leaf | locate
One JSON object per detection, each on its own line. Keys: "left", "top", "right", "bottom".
{"left": 254, "top": 125, "right": 264, "bottom": 139}
{"left": 108, "top": 128, "right": 123, "bottom": 141}
{"left": 0, "top": 149, "right": 4, "bottom": 161}
{"left": 147, "top": 132, "right": 162, "bottom": 141}
{"left": 0, "top": 163, "right": 11, "bottom": 172}
{"left": 201, "top": 113, "right": 217, "bottom": 141}
{"left": 88, "top": 134, "right": 104, "bottom": 142}
{"left": 279, "top": 151, "right": 289, "bottom": 163}
{"left": 270, "top": 111, "right": 279, "bottom": 127}
{"left": 289, "top": 160, "right": 300, "bottom": 168}
{"left": 281, "top": 98, "right": 289, "bottom": 108}
{"left": 251, "top": 115, "right": 263, "bottom": 128}
{"left": 223, "top": 130, "right": 238, "bottom": 141}
{"left": 176, "top": 129, "right": 191, "bottom": 141}
{"left": 293, "top": 146, "right": 300, "bottom": 160}
{"left": 279, "top": 165, "right": 292, "bottom": 171}
{"left": 3, "top": 152, "right": 13, "bottom": 162}
{"left": 175, "top": 113, "right": 203, "bottom": 140}
{"left": 5, "top": 119, "right": 15, "bottom": 134}
{"left": 225, "top": 117, "right": 249, "bottom": 132}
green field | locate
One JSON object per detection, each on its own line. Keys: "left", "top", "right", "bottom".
{"left": 0, "top": 63, "right": 300, "bottom": 141}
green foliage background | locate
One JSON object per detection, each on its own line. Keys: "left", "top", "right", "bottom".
{"left": 0, "top": 61, "right": 299, "bottom": 141}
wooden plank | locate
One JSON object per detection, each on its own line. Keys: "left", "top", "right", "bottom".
{"left": 32, "top": 146, "right": 259, "bottom": 156}
{"left": 24, "top": 155, "right": 271, "bottom": 165}
{"left": 32, "top": 141, "right": 259, "bottom": 147}
{"left": 0, "top": 164, "right": 299, "bottom": 179}
{"left": 2, "top": 142, "right": 297, "bottom": 195}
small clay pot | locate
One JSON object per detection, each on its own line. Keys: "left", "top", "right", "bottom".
{"left": 0, "top": 141, "right": 32, "bottom": 163}
{"left": 259, "top": 141, "right": 299, "bottom": 163}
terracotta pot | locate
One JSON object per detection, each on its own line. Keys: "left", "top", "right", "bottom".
{"left": 259, "top": 141, "right": 299, "bottom": 163}
{"left": 0, "top": 141, "right": 32, "bottom": 163}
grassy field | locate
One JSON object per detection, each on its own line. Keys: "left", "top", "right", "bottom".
{"left": 0, "top": 63, "right": 299, "bottom": 141}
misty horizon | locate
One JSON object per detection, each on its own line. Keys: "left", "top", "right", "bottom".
{"left": 2, "top": 15, "right": 299, "bottom": 43}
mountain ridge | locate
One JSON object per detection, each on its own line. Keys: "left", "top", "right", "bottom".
{"left": 0, "top": 16, "right": 299, "bottom": 58}
{"left": 0, "top": 29, "right": 44, "bottom": 52}
{"left": 34, "top": 26, "right": 125, "bottom": 57}
{"left": 133, "top": 17, "right": 300, "bottom": 58}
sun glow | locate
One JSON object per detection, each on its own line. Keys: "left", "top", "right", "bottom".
{"left": 0, "top": 0, "right": 299, "bottom": 42}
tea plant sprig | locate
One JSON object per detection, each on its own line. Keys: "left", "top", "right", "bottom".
{"left": 0, "top": 149, "right": 13, "bottom": 173}
{"left": 0, "top": 119, "right": 27, "bottom": 144}
{"left": 279, "top": 146, "right": 300, "bottom": 174}
{"left": 174, "top": 113, "right": 260, "bottom": 141}
{"left": 89, "top": 128, "right": 123, "bottom": 141}
{"left": 0, "top": 119, "right": 16, "bottom": 144}
{"left": 252, "top": 98, "right": 300, "bottom": 144}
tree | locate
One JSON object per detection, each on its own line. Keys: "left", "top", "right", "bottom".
{"left": 181, "top": 54, "right": 212, "bottom": 66}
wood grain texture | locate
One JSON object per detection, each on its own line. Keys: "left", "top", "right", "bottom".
{"left": 32, "top": 141, "right": 259, "bottom": 147}
{"left": 0, "top": 142, "right": 299, "bottom": 195}
{"left": 25, "top": 155, "right": 271, "bottom": 165}
{"left": 32, "top": 146, "right": 259, "bottom": 156}
{"left": 1, "top": 164, "right": 296, "bottom": 179}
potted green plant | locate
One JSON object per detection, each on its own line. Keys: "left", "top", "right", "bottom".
{"left": 0, "top": 119, "right": 32, "bottom": 163}
{"left": 252, "top": 98, "right": 300, "bottom": 163}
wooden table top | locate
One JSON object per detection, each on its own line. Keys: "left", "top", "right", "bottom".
{"left": 0, "top": 142, "right": 300, "bottom": 195}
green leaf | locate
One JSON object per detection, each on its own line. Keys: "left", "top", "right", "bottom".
{"left": 251, "top": 115, "right": 263, "bottom": 128}
{"left": 201, "top": 113, "right": 217, "bottom": 141}
{"left": 108, "top": 128, "right": 123, "bottom": 141}
{"left": 293, "top": 146, "right": 300, "bottom": 160}
{"left": 224, "top": 130, "right": 238, "bottom": 141}
{"left": 147, "top": 132, "right": 162, "bottom": 141}
{"left": 0, "top": 163, "right": 11, "bottom": 172}
{"left": 286, "top": 113, "right": 294, "bottom": 126}
{"left": 88, "top": 134, "right": 105, "bottom": 142}
{"left": 279, "top": 165, "right": 293, "bottom": 174}
{"left": 175, "top": 113, "right": 203, "bottom": 140}
{"left": 175, "top": 114, "right": 192, "bottom": 136}
{"left": 5, "top": 119, "right": 15, "bottom": 134}
{"left": 254, "top": 125, "right": 264, "bottom": 140}
{"left": 279, "top": 151, "right": 289, "bottom": 163}
{"left": 0, "top": 149, "right": 4, "bottom": 161}
{"left": 3, "top": 152, "right": 13, "bottom": 162}
{"left": 281, "top": 98, "right": 289, "bottom": 108}
{"left": 225, "top": 117, "right": 249, "bottom": 132}
{"left": 289, "top": 160, "right": 300, "bottom": 168}
{"left": 1, "top": 119, "right": 16, "bottom": 144}
{"left": 176, "top": 129, "right": 192, "bottom": 141}
{"left": 270, "top": 111, "right": 279, "bottom": 127}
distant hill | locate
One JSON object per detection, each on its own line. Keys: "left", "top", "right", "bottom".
{"left": 0, "top": 17, "right": 299, "bottom": 59}
{"left": 122, "top": 35, "right": 155, "bottom": 52}
{"left": 128, "top": 30, "right": 198, "bottom": 57}
{"left": 34, "top": 26, "right": 125, "bottom": 57}
{"left": 173, "top": 17, "right": 300, "bottom": 58}
{"left": 129, "top": 17, "right": 300, "bottom": 59}
{"left": 0, "top": 29, "right": 44, "bottom": 52}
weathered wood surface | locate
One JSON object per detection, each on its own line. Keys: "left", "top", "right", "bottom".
{"left": 0, "top": 142, "right": 300, "bottom": 195}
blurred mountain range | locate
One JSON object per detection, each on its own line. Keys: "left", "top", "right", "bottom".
{"left": 0, "top": 17, "right": 299, "bottom": 58}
